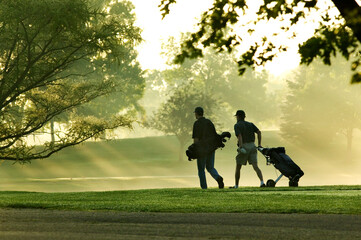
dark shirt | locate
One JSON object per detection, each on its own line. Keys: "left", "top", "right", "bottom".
{"left": 192, "top": 117, "right": 217, "bottom": 141}
{"left": 234, "top": 120, "right": 259, "bottom": 143}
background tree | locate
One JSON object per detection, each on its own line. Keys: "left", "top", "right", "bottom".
{"left": 145, "top": 38, "right": 279, "bottom": 160}
{"left": 0, "top": 0, "right": 143, "bottom": 161}
{"left": 159, "top": 0, "right": 361, "bottom": 83}
{"left": 281, "top": 58, "right": 361, "bottom": 152}
{"left": 153, "top": 35, "right": 278, "bottom": 128}
{"left": 147, "top": 82, "right": 220, "bottom": 161}
{"left": 70, "top": 42, "right": 145, "bottom": 139}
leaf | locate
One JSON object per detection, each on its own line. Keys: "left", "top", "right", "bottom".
{"left": 238, "top": 67, "right": 246, "bottom": 75}
{"left": 304, "top": 0, "right": 317, "bottom": 8}
{"left": 351, "top": 72, "right": 361, "bottom": 84}
{"left": 158, "top": 0, "right": 177, "bottom": 19}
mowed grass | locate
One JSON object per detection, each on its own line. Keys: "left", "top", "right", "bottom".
{"left": 1, "top": 131, "right": 360, "bottom": 214}
{"left": 0, "top": 131, "right": 283, "bottom": 180}
{"left": 0, "top": 185, "right": 360, "bottom": 214}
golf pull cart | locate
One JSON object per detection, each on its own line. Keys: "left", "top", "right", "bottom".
{"left": 258, "top": 147, "right": 304, "bottom": 187}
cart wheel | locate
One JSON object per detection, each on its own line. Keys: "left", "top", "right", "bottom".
{"left": 266, "top": 179, "right": 276, "bottom": 187}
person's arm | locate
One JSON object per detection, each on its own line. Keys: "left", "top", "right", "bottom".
{"left": 192, "top": 121, "right": 200, "bottom": 143}
{"left": 234, "top": 124, "right": 240, "bottom": 146}
{"left": 256, "top": 130, "right": 262, "bottom": 147}
{"left": 237, "top": 134, "right": 247, "bottom": 154}
{"left": 237, "top": 134, "right": 243, "bottom": 148}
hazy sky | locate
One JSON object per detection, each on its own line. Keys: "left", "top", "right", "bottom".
{"left": 130, "top": 0, "right": 361, "bottom": 76}
{"left": 131, "top": 0, "right": 213, "bottom": 70}
{"left": 130, "top": 0, "right": 311, "bottom": 76}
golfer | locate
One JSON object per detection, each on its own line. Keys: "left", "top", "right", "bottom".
{"left": 192, "top": 107, "right": 224, "bottom": 189}
{"left": 231, "top": 110, "right": 265, "bottom": 188}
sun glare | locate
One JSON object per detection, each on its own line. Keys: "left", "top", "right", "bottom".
{"left": 131, "top": 0, "right": 318, "bottom": 76}
{"left": 131, "top": 0, "right": 213, "bottom": 70}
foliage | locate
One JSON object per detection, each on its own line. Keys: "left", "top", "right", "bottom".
{"left": 72, "top": 1, "right": 145, "bottom": 121}
{"left": 0, "top": 0, "right": 143, "bottom": 161}
{"left": 159, "top": 0, "right": 361, "bottom": 83}
{"left": 1, "top": 186, "right": 361, "bottom": 214}
{"left": 153, "top": 36, "right": 278, "bottom": 127}
{"left": 280, "top": 58, "right": 361, "bottom": 150}
{"left": 147, "top": 35, "right": 279, "bottom": 159}
{"left": 146, "top": 82, "right": 220, "bottom": 161}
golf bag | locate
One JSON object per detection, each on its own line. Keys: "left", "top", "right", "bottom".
{"left": 186, "top": 132, "right": 231, "bottom": 161}
{"left": 258, "top": 147, "right": 304, "bottom": 187}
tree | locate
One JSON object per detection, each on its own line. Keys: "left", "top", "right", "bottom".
{"left": 70, "top": 43, "right": 145, "bottom": 138}
{"left": 147, "top": 34, "right": 280, "bottom": 160}
{"left": 0, "top": 0, "right": 143, "bottom": 161}
{"left": 147, "top": 82, "right": 220, "bottom": 161}
{"left": 156, "top": 36, "right": 278, "bottom": 126}
{"left": 159, "top": 0, "right": 361, "bottom": 83}
{"left": 281, "top": 58, "right": 361, "bottom": 152}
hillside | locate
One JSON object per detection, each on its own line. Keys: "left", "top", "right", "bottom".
{"left": 0, "top": 132, "right": 360, "bottom": 192}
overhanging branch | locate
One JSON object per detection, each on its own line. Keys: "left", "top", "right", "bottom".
{"left": 331, "top": 0, "right": 361, "bottom": 42}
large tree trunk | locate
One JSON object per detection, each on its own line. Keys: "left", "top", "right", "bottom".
{"left": 331, "top": 0, "right": 361, "bottom": 42}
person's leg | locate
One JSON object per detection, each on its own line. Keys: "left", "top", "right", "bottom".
{"left": 235, "top": 164, "right": 242, "bottom": 187}
{"left": 232, "top": 149, "right": 247, "bottom": 189}
{"left": 197, "top": 157, "right": 207, "bottom": 189}
{"left": 205, "top": 152, "right": 224, "bottom": 188}
{"left": 248, "top": 143, "right": 265, "bottom": 187}
{"left": 251, "top": 162, "right": 265, "bottom": 186}
{"left": 205, "top": 152, "right": 219, "bottom": 179}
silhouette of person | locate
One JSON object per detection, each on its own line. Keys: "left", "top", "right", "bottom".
{"left": 192, "top": 107, "right": 224, "bottom": 189}
{"left": 230, "top": 110, "right": 265, "bottom": 188}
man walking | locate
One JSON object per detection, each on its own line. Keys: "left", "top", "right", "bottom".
{"left": 192, "top": 107, "right": 224, "bottom": 189}
{"left": 231, "top": 110, "right": 265, "bottom": 188}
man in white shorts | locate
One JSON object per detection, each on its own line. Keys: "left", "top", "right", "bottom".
{"left": 230, "top": 110, "right": 265, "bottom": 188}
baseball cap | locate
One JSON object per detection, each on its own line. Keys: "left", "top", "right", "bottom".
{"left": 194, "top": 107, "right": 204, "bottom": 115}
{"left": 234, "top": 110, "right": 245, "bottom": 118}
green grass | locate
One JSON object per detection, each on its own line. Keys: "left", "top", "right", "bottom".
{"left": 0, "top": 185, "right": 360, "bottom": 214}
{"left": 0, "top": 133, "right": 359, "bottom": 215}
{"left": 0, "top": 135, "right": 184, "bottom": 181}
{"left": 0, "top": 131, "right": 282, "bottom": 180}
{"left": 1, "top": 131, "right": 360, "bottom": 192}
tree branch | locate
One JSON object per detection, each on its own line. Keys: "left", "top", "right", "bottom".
{"left": 0, "top": 116, "right": 131, "bottom": 161}
{"left": 331, "top": 0, "right": 361, "bottom": 42}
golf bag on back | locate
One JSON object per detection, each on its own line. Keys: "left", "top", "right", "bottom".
{"left": 186, "top": 132, "right": 231, "bottom": 161}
